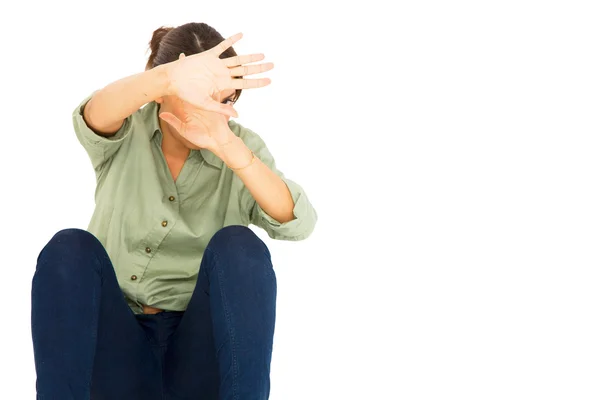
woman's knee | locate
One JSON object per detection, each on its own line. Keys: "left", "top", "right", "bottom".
{"left": 36, "top": 228, "right": 106, "bottom": 277}
{"left": 204, "top": 226, "right": 276, "bottom": 293}
{"left": 207, "top": 225, "right": 271, "bottom": 261}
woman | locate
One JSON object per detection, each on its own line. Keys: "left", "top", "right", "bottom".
{"left": 31, "top": 22, "right": 317, "bottom": 400}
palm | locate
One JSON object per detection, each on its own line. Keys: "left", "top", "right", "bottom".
{"left": 181, "top": 109, "right": 223, "bottom": 148}
{"left": 166, "top": 33, "right": 274, "bottom": 116}
{"left": 172, "top": 57, "right": 231, "bottom": 109}
{"left": 159, "top": 102, "right": 230, "bottom": 152}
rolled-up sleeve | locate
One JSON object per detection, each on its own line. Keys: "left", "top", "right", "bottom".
{"left": 72, "top": 93, "right": 133, "bottom": 172}
{"left": 237, "top": 126, "right": 318, "bottom": 241}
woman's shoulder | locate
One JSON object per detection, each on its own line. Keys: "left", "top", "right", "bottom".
{"left": 228, "top": 119, "right": 255, "bottom": 138}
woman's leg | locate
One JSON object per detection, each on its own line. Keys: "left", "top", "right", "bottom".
{"left": 164, "top": 225, "right": 277, "bottom": 400}
{"left": 31, "top": 228, "right": 161, "bottom": 400}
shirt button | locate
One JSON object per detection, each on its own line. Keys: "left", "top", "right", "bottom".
{"left": 169, "top": 196, "right": 175, "bottom": 201}
{"left": 162, "top": 221, "right": 168, "bottom": 227}
{"left": 131, "top": 275, "right": 137, "bottom": 280}
{"left": 145, "top": 247, "right": 152, "bottom": 253}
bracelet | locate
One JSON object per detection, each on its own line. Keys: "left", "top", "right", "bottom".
{"left": 229, "top": 151, "right": 256, "bottom": 171}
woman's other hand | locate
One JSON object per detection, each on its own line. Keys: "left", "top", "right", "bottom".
{"left": 159, "top": 99, "right": 232, "bottom": 153}
{"left": 159, "top": 99, "right": 254, "bottom": 169}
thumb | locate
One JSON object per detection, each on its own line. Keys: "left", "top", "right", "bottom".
{"left": 159, "top": 112, "right": 184, "bottom": 133}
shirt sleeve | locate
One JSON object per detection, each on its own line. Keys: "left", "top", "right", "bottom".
{"left": 237, "top": 126, "right": 318, "bottom": 241}
{"left": 72, "top": 92, "right": 134, "bottom": 172}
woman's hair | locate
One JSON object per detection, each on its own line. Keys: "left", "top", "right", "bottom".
{"left": 146, "top": 22, "right": 241, "bottom": 103}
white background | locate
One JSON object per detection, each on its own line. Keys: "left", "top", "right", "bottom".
{"left": 1, "top": 1, "right": 599, "bottom": 399}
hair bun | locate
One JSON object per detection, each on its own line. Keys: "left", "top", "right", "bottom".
{"left": 146, "top": 26, "right": 173, "bottom": 70}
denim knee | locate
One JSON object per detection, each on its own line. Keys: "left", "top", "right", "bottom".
{"left": 36, "top": 228, "right": 105, "bottom": 278}
{"left": 207, "top": 225, "right": 271, "bottom": 260}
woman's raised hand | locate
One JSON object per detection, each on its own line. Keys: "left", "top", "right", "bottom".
{"left": 164, "top": 33, "right": 273, "bottom": 117}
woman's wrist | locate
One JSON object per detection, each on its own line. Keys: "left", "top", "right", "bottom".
{"left": 217, "top": 136, "right": 254, "bottom": 170}
{"left": 153, "top": 63, "right": 175, "bottom": 97}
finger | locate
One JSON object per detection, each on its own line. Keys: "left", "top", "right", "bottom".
{"left": 158, "top": 112, "right": 184, "bottom": 133}
{"left": 230, "top": 77, "right": 272, "bottom": 90}
{"left": 179, "top": 53, "right": 185, "bottom": 60}
{"left": 198, "top": 98, "right": 239, "bottom": 118}
{"left": 210, "top": 32, "right": 243, "bottom": 56}
{"left": 229, "top": 62, "right": 274, "bottom": 77}
{"left": 222, "top": 53, "right": 265, "bottom": 67}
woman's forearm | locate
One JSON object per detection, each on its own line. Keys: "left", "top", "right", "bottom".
{"left": 84, "top": 64, "right": 170, "bottom": 135}
{"left": 238, "top": 157, "right": 295, "bottom": 223}
{"left": 219, "top": 136, "right": 295, "bottom": 223}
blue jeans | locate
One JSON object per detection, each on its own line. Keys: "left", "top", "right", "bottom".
{"left": 31, "top": 225, "right": 277, "bottom": 400}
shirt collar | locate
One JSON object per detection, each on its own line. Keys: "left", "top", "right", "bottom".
{"left": 147, "top": 102, "right": 224, "bottom": 170}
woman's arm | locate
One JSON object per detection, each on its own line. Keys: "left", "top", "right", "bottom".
{"left": 83, "top": 65, "right": 170, "bottom": 135}
{"left": 157, "top": 106, "right": 317, "bottom": 240}
{"left": 83, "top": 33, "right": 272, "bottom": 136}
{"left": 226, "top": 129, "right": 318, "bottom": 241}
{"left": 221, "top": 136, "right": 295, "bottom": 223}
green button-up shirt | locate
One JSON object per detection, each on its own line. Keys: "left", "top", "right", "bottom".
{"left": 72, "top": 94, "right": 317, "bottom": 315}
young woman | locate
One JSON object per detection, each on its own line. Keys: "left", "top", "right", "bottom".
{"left": 31, "top": 22, "right": 317, "bottom": 400}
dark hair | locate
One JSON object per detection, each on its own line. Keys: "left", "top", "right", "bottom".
{"left": 146, "top": 22, "right": 241, "bottom": 103}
